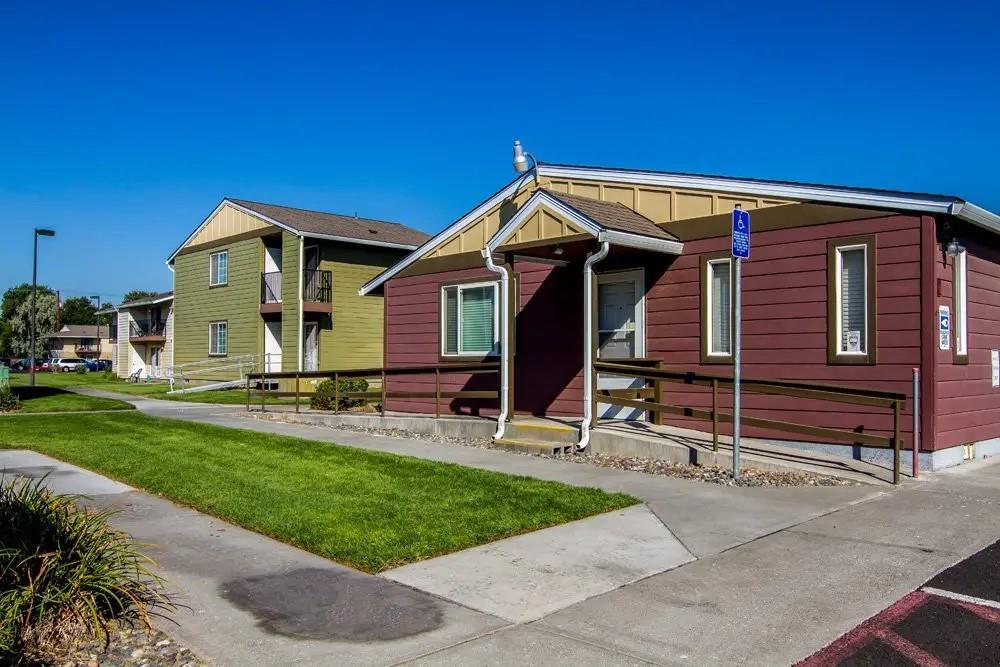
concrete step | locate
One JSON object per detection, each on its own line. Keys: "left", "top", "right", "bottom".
{"left": 493, "top": 437, "right": 574, "bottom": 456}
{"left": 505, "top": 421, "right": 579, "bottom": 445}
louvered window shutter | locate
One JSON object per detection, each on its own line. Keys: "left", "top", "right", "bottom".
{"left": 460, "top": 286, "right": 496, "bottom": 354}
{"left": 839, "top": 248, "right": 867, "bottom": 353}
{"left": 711, "top": 261, "right": 731, "bottom": 355}
{"left": 443, "top": 287, "right": 458, "bottom": 355}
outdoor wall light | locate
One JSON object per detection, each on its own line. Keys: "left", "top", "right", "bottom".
{"left": 945, "top": 238, "right": 965, "bottom": 257}
{"left": 553, "top": 244, "right": 565, "bottom": 256}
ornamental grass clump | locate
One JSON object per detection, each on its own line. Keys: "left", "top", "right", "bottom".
{"left": 0, "top": 476, "right": 173, "bottom": 664}
{"left": 0, "top": 386, "right": 19, "bottom": 413}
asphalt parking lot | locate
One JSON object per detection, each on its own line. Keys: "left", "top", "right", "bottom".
{"left": 800, "top": 540, "right": 1000, "bottom": 666}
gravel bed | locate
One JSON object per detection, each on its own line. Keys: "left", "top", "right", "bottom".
{"left": 252, "top": 414, "right": 858, "bottom": 487}
{"left": 36, "top": 623, "right": 207, "bottom": 667}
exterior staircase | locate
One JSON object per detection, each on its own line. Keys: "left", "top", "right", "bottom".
{"left": 493, "top": 419, "right": 579, "bottom": 455}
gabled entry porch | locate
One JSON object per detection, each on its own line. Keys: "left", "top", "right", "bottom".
{"left": 479, "top": 188, "right": 684, "bottom": 447}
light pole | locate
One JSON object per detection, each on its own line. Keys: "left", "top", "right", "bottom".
{"left": 29, "top": 228, "right": 56, "bottom": 387}
{"left": 90, "top": 295, "right": 101, "bottom": 366}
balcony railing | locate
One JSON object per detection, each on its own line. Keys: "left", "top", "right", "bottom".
{"left": 75, "top": 344, "right": 99, "bottom": 354}
{"left": 303, "top": 269, "right": 332, "bottom": 303}
{"left": 130, "top": 320, "right": 166, "bottom": 339}
{"left": 261, "top": 271, "right": 282, "bottom": 304}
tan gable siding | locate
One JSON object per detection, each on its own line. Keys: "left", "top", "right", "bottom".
{"left": 422, "top": 176, "right": 796, "bottom": 262}
{"left": 189, "top": 202, "right": 272, "bottom": 247}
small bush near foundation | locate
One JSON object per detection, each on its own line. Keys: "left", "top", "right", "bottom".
{"left": 310, "top": 377, "right": 370, "bottom": 411}
{"left": 102, "top": 369, "right": 115, "bottom": 380}
{"left": 0, "top": 476, "right": 173, "bottom": 664}
{"left": 0, "top": 386, "right": 19, "bottom": 412}
{"left": 74, "top": 366, "right": 87, "bottom": 375}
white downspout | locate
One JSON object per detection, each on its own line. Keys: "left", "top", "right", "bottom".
{"left": 482, "top": 248, "right": 510, "bottom": 440}
{"left": 578, "top": 241, "right": 610, "bottom": 451}
{"left": 297, "top": 235, "right": 304, "bottom": 372}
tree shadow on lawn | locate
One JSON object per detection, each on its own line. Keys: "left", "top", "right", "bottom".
{"left": 12, "top": 386, "right": 75, "bottom": 400}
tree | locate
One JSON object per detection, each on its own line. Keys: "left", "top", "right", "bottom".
{"left": 1, "top": 283, "right": 55, "bottom": 357}
{"left": 121, "top": 290, "right": 158, "bottom": 305}
{"left": 8, "top": 291, "right": 58, "bottom": 358}
{"left": 60, "top": 296, "right": 98, "bottom": 325}
{"left": 2, "top": 283, "right": 55, "bottom": 321}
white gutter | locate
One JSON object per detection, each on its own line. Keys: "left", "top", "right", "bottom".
{"left": 482, "top": 248, "right": 510, "bottom": 440}
{"left": 578, "top": 241, "right": 610, "bottom": 451}
{"left": 599, "top": 230, "right": 683, "bottom": 255}
{"left": 297, "top": 235, "right": 304, "bottom": 372}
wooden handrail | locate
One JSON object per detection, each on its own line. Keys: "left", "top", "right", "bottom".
{"left": 247, "top": 362, "right": 501, "bottom": 420}
{"left": 594, "top": 359, "right": 908, "bottom": 484}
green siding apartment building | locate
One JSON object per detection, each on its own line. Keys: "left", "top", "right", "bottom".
{"left": 166, "top": 199, "right": 428, "bottom": 381}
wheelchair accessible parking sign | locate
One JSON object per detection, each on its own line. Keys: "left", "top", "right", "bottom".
{"left": 732, "top": 209, "right": 750, "bottom": 259}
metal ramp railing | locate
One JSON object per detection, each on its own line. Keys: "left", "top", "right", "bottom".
{"left": 167, "top": 353, "right": 263, "bottom": 393}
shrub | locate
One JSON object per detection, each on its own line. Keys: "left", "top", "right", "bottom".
{"left": 0, "top": 386, "right": 19, "bottom": 412}
{"left": 102, "top": 369, "right": 115, "bottom": 380}
{"left": 74, "top": 365, "right": 87, "bottom": 375}
{"left": 309, "top": 377, "right": 370, "bottom": 410}
{"left": 0, "top": 476, "right": 173, "bottom": 664}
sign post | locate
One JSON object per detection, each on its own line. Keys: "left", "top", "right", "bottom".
{"left": 731, "top": 207, "right": 750, "bottom": 480}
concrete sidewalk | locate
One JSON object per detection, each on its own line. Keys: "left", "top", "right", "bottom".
{"left": 48, "top": 389, "right": 1000, "bottom": 664}
{"left": 102, "top": 390, "right": 882, "bottom": 559}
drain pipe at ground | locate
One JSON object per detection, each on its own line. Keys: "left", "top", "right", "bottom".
{"left": 482, "top": 249, "right": 510, "bottom": 440}
{"left": 578, "top": 240, "right": 610, "bottom": 451}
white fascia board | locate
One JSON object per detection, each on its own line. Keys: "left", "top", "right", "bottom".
{"left": 599, "top": 230, "right": 684, "bottom": 255}
{"left": 486, "top": 190, "right": 601, "bottom": 252}
{"left": 359, "top": 174, "right": 529, "bottom": 296}
{"left": 299, "top": 231, "right": 418, "bottom": 251}
{"left": 165, "top": 198, "right": 296, "bottom": 266}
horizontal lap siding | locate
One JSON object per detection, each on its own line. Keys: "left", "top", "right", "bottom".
{"left": 649, "top": 214, "right": 920, "bottom": 446}
{"left": 385, "top": 262, "right": 581, "bottom": 416}
{"left": 936, "top": 225, "right": 1000, "bottom": 448}
{"left": 174, "top": 238, "right": 262, "bottom": 380}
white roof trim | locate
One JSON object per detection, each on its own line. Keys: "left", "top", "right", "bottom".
{"left": 487, "top": 190, "right": 683, "bottom": 255}
{"left": 118, "top": 294, "right": 174, "bottom": 310}
{"left": 486, "top": 190, "right": 601, "bottom": 252}
{"left": 359, "top": 174, "right": 530, "bottom": 296}
{"left": 360, "top": 162, "right": 1000, "bottom": 296}
{"left": 538, "top": 164, "right": 1000, "bottom": 234}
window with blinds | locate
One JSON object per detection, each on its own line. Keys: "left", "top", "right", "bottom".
{"left": 441, "top": 282, "right": 498, "bottom": 356}
{"left": 837, "top": 246, "right": 867, "bottom": 354}
{"left": 707, "top": 259, "right": 732, "bottom": 356}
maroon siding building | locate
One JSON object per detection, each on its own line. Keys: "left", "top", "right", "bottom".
{"left": 363, "top": 162, "right": 1000, "bottom": 470}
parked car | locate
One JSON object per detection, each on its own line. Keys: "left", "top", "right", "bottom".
{"left": 51, "top": 358, "right": 89, "bottom": 372}
{"left": 11, "top": 359, "right": 46, "bottom": 372}
{"left": 85, "top": 359, "right": 112, "bottom": 372}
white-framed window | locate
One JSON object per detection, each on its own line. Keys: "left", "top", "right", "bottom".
{"left": 954, "top": 249, "right": 968, "bottom": 358}
{"left": 835, "top": 244, "right": 869, "bottom": 356}
{"left": 441, "top": 281, "right": 499, "bottom": 356}
{"left": 209, "top": 321, "right": 228, "bottom": 356}
{"left": 706, "top": 258, "right": 732, "bottom": 357}
{"left": 210, "top": 250, "right": 228, "bottom": 286}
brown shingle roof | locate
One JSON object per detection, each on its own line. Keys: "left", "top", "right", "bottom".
{"left": 229, "top": 199, "right": 430, "bottom": 248}
{"left": 47, "top": 325, "right": 105, "bottom": 339}
{"left": 546, "top": 191, "right": 678, "bottom": 241}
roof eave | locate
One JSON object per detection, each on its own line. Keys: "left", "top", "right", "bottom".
{"left": 299, "top": 231, "right": 419, "bottom": 251}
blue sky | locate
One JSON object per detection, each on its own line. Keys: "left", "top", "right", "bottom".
{"left": 1, "top": 1, "right": 997, "bottom": 303}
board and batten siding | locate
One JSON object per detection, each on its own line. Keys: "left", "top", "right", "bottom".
{"left": 173, "top": 236, "right": 263, "bottom": 380}
{"left": 934, "top": 222, "right": 1000, "bottom": 450}
{"left": 320, "top": 244, "right": 398, "bottom": 369}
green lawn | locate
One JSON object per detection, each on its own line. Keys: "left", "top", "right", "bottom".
{"left": 0, "top": 412, "right": 636, "bottom": 572}
{"left": 4, "top": 384, "right": 134, "bottom": 413}
{"left": 8, "top": 371, "right": 299, "bottom": 406}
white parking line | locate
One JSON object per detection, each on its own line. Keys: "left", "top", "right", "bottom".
{"left": 922, "top": 586, "right": 1000, "bottom": 610}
